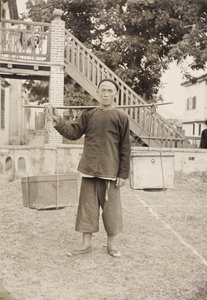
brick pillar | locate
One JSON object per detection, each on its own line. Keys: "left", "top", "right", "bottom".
{"left": 48, "top": 9, "right": 65, "bottom": 144}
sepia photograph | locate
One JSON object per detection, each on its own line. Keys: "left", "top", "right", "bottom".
{"left": 0, "top": 0, "right": 207, "bottom": 299}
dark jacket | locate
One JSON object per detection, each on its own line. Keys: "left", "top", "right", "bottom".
{"left": 55, "top": 107, "right": 131, "bottom": 179}
{"left": 200, "top": 128, "right": 207, "bottom": 149}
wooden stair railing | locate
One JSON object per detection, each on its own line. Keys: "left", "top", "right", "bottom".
{"left": 0, "top": 19, "right": 186, "bottom": 148}
{"left": 64, "top": 29, "right": 186, "bottom": 148}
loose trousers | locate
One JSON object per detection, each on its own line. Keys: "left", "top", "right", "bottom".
{"left": 75, "top": 177, "right": 123, "bottom": 236}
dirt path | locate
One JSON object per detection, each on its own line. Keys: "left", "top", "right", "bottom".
{"left": 0, "top": 172, "right": 207, "bottom": 300}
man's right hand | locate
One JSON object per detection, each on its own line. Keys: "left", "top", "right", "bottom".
{"left": 44, "top": 104, "right": 60, "bottom": 125}
{"left": 51, "top": 107, "right": 61, "bottom": 125}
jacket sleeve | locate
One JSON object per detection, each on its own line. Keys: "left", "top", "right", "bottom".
{"left": 117, "top": 114, "right": 131, "bottom": 179}
{"left": 54, "top": 111, "right": 87, "bottom": 140}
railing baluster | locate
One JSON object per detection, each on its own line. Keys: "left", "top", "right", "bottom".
{"left": 119, "top": 86, "right": 124, "bottom": 106}
{"left": 85, "top": 52, "right": 89, "bottom": 78}
{"left": 1, "top": 19, "right": 51, "bottom": 61}
{"left": 92, "top": 59, "right": 97, "bottom": 85}
{"left": 70, "top": 39, "right": 74, "bottom": 65}
{"left": 89, "top": 57, "right": 93, "bottom": 82}
{"left": 96, "top": 61, "right": 101, "bottom": 85}
{"left": 143, "top": 107, "right": 148, "bottom": 131}
{"left": 81, "top": 49, "right": 85, "bottom": 76}
{"left": 129, "top": 93, "right": 134, "bottom": 118}
{"left": 76, "top": 43, "right": 80, "bottom": 70}
{"left": 156, "top": 118, "right": 161, "bottom": 144}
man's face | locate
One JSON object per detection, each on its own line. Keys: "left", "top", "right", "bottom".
{"left": 98, "top": 81, "right": 117, "bottom": 108}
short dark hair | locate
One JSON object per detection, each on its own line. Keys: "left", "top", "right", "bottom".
{"left": 98, "top": 79, "right": 119, "bottom": 92}
{"left": 205, "top": 120, "right": 207, "bottom": 126}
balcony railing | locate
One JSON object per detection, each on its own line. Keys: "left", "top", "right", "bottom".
{"left": 1, "top": 19, "right": 51, "bottom": 61}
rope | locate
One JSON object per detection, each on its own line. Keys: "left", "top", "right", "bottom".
{"left": 44, "top": 103, "right": 68, "bottom": 209}
{"left": 24, "top": 110, "right": 50, "bottom": 208}
{"left": 132, "top": 104, "right": 174, "bottom": 190}
{"left": 55, "top": 147, "right": 60, "bottom": 209}
{"left": 44, "top": 104, "right": 60, "bottom": 209}
{"left": 159, "top": 150, "right": 166, "bottom": 190}
{"left": 24, "top": 103, "right": 66, "bottom": 209}
{"left": 149, "top": 106, "right": 166, "bottom": 190}
{"left": 148, "top": 105, "right": 156, "bottom": 150}
{"left": 149, "top": 105, "right": 166, "bottom": 189}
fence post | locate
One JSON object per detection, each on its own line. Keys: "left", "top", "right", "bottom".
{"left": 48, "top": 9, "right": 65, "bottom": 144}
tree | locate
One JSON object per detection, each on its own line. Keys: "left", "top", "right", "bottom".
{"left": 24, "top": 0, "right": 207, "bottom": 100}
{"left": 25, "top": 0, "right": 103, "bottom": 43}
{"left": 93, "top": 0, "right": 207, "bottom": 98}
{"left": 63, "top": 77, "right": 99, "bottom": 107}
{"left": 23, "top": 80, "right": 49, "bottom": 104}
{"left": 23, "top": 77, "right": 99, "bottom": 107}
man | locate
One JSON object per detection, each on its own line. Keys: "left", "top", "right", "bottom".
{"left": 51, "top": 79, "right": 131, "bottom": 257}
{"left": 200, "top": 120, "right": 207, "bottom": 149}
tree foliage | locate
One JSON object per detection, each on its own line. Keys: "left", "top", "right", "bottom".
{"left": 23, "top": 77, "right": 99, "bottom": 106}
{"left": 63, "top": 78, "right": 99, "bottom": 107}
{"left": 23, "top": 80, "right": 49, "bottom": 104}
{"left": 24, "top": 0, "right": 207, "bottom": 100}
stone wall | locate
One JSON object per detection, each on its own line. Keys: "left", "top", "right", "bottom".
{"left": 0, "top": 145, "right": 83, "bottom": 178}
{"left": 131, "top": 147, "right": 207, "bottom": 174}
{"left": 0, "top": 146, "right": 207, "bottom": 179}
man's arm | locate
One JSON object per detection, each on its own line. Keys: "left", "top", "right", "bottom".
{"left": 50, "top": 106, "right": 86, "bottom": 140}
{"left": 117, "top": 113, "right": 131, "bottom": 180}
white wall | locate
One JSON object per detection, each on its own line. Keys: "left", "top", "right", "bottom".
{"left": 0, "top": 146, "right": 207, "bottom": 178}
{"left": 181, "top": 78, "right": 207, "bottom": 148}
{"left": 0, "top": 79, "right": 10, "bottom": 145}
{"left": 183, "top": 80, "right": 207, "bottom": 123}
{"left": 1, "top": 1, "right": 10, "bottom": 18}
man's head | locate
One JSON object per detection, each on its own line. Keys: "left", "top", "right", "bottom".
{"left": 98, "top": 79, "right": 119, "bottom": 92}
{"left": 97, "top": 79, "right": 119, "bottom": 109}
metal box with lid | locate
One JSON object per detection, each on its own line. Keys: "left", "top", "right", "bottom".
{"left": 21, "top": 174, "right": 78, "bottom": 210}
{"left": 130, "top": 151, "right": 175, "bottom": 189}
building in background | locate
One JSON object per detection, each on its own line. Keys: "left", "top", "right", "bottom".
{"left": 1, "top": 0, "right": 18, "bottom": 19}
{"left": 181, "top": 73, "right": 207, "bottom": 147}
{"left": 0, "top": 0, "right": 23, "bottom": 145}
{"left": 1, "top": 0, "right": 46, "bottom": 146}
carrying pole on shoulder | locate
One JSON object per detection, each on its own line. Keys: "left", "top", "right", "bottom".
{"left": 23, "top": 102, "right": 173, "bottom": 110}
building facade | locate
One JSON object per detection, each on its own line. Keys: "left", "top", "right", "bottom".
{"left": 181, "top": 74, "right": 207, "bottom": 147}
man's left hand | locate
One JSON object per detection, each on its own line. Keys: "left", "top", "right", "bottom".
{"left": 116, "top": 177, "right": 126, "bottom": 188}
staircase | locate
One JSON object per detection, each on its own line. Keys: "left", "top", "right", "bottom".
{"left": 0, "top": 18, "right": 186, "bottom": 148}
{"left": 64, "top": 29, "right": 186, "bottom": 148}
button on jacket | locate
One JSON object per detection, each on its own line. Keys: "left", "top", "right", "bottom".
{"left": 55, "top": 107, "right": 131, "bottom": 179}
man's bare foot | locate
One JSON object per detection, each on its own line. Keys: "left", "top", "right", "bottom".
{"left": 107, "top": 248, "right": 121, "bottom": 258}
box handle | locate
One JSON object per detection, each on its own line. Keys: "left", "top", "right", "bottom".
{"left": 53, "top": 181, "right": 63, "bottom": 187}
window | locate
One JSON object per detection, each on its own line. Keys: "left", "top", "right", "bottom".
{"left": 2, "top": 9, "right": 6, "bottom": 19}
{"left": 192, "top": 96, "right": 196, "bottom": 109}
{"left": 193, "top": 123, "right": 195, "bottom": 135}
{"left": 186, "top": 96, "right": 196, "bottom": 110}
{"left": 1, "top": 89, "right": 5, "bottom": 130}
{"left": 199, "top": 124, "right": 201, "bottom": 135}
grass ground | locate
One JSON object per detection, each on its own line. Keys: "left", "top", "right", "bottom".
{"left": 0, "top": 172, "right": 207, "bottom": 300}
